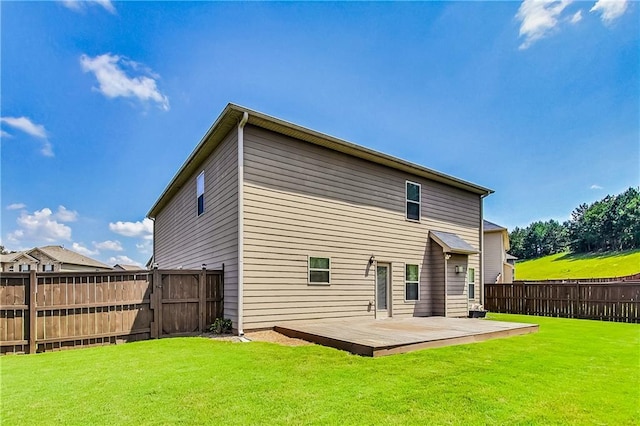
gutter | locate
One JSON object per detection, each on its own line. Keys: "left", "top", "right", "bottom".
{"left": 237, "top": 111, "right": 249, "bottom": 336}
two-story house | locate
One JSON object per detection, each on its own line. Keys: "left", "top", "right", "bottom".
{"left": 148, "top": 104, "right": 493, "bottom": 334}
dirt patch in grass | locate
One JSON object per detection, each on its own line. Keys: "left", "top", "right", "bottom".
{"left": 202, "top": 330, "right": 313, "bottom": 346}
{"left": 244, "top": 330, "right": 314, "bottom": 346}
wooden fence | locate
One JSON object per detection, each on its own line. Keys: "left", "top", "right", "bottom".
{"left": 485, "top": 281, "right": 640, "bottom": 323}
{"left": 0, "top": 269, "right": 223, "bottom": 354}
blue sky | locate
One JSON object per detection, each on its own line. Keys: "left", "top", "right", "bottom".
{"left": 1, "top": 0, "right": 638, "bottom": 266}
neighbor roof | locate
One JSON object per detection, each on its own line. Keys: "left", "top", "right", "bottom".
{"left": 113, "top": 264, "right": 143, "bottom": 270}
{"left": 30, "top": 246, "right": 112, "bottom": 269}
{"left": 483, "top": 220, "right": 507, "bottom": 232}
{"left": 430, "top": 231, "right": 480, "bottom": 255}
{"left": 148, "top": 103, "right": 494, "bottom": 218}
{"left": 0, "top": 251, "right": 38, "bottom": 263}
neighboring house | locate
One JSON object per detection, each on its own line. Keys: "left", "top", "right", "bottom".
{"left": 113, "top": 264, "right": 143, "bottom": 271}
{"left": 148, "top": 104, "right": 494, "bottom": 333}
{"left": 483, "top": 220, "right": 515, "bottom": 284}
{"left": 1, "top": 246, "right": 112, "bottom": 272}
{"left": 0, "top": 252, "right": 39, "bottom": 272}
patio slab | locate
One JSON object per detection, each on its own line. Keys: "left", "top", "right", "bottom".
{"left": 274, "top": 316, "right": 538, "bottom": 357}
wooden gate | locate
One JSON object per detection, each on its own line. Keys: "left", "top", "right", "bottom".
{"left": 150, "top": 270, "right": 224, "bottom": 338}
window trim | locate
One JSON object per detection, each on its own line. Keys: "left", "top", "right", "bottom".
{"left": 196, "top": 171, "right": 205, "bottom": 217}
{"left": 308, "top": 256, "right": 331, "bottom": 285}
{"left": 405, "top": 180, "right": 421, "bottom": 222}
{"left": 404, "top": 263, "right": 420, "bottom": 302}
{"left": 468, "top": 267, "right": 475, "bottom": 300}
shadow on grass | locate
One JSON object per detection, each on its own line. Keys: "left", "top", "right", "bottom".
{"left": 553, "top": 249, "right": 640, "bottom": 262}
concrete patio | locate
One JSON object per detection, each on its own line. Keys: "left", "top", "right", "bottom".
{"left": 275, "top": 316, "right": 538, "bottom": 357}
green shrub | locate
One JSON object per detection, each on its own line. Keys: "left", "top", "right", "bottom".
{"left": 207, "top": 318, "right": 232, "bottom": 334}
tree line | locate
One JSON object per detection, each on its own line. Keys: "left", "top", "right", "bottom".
{"left": 508, "top": 187, "right": 640, "bottom": 260}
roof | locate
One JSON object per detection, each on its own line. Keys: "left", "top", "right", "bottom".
{"left": 0, "top": 251, "right": 38, "bottom": 263}
{"left": 29, "top": 246, "right": 112, "bottom": 269}
{"left": 113, "top": 264, "right": 143, "bottom": 270}
{"left": 148, "top": 103, "right": 494, "bottom": 218}
{"left": 483, "top": 220, "right": 507, "bottom": 232}
{"left": 506, "top": 253, "right": 518, "bottom": 260}
{"left": 429, "top": 231, "right": 480, "bottom": 255}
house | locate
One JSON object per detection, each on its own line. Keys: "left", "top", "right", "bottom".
{"left": 113, "top": 264, "right": 143, "bottom": 271}
{"left": 0, "top": 245, "right": 112, "bottom": 272}
{"left": 0, "top": 251, "right": 39, "bottom": 272}
{"left": 148, "top": 104, "right": 494, "bottom": 334}
{"left": 483, "top": 220, "right": 515, "bottom": 283}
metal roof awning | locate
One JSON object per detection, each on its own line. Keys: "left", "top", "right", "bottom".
{"left": 430, "top": 231, "right": 479, "bottom": 255}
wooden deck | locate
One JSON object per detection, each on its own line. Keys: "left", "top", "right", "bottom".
{"left": 274, "top": 317, "right": 538, "bottom": 357}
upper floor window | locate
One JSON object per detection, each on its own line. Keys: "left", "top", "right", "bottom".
{"left": 197, "top": 172, "right": 205, "bottom": 216}
{"left": 19, "top": 264, "right": 30, "bottom": 272}
{"left": 406, "top": 181, "right": 421, "bottom": 221}
{"left": 43, "top": 264, "right": 54, "bottom": 272}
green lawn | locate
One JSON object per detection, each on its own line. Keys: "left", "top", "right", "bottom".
{"left": 1, "top": 314, "right": 638, "bottom": 425}
{"left": 516, "top": 249, "right": 640, "bottom": 280}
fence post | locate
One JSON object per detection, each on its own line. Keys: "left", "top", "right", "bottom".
{"left": 576, "top": 282, "right": 580, "bottom": 319}
{"left": 151, "top": 269, "right": 161, "bottom": 338}
{"left": 28, "top": 270, "right": 37, "bottom": 354}
{"left": 199, "top": 269, "right": 206, "bottom": 332}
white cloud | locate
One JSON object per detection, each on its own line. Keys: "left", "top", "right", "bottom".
{"left": 1, "top": 130, "right": 12, "bottom": 138}
{"left": 109, "top": 218, "right": 153, "bottom": 238}
{"left": 590, "top": 184, "right": 603, "bottom": 190}
{"left": 108, "top": 255, "right": 142, "bottom": 267}
{"left": 7, "top": 208, "right": 72, "bottom": 244}
{"left": 590, "top": 0, "right": 629, "bottom": 24}
{"left": 0, "top": 116, "right": 54, "bottom": 157}
{"left": 55, "top": 205, "right": 78, "bottom": 222}
{"left": 72, "top": 242, "right": 99, "bottom": 256}
{"left": 136, "top": 240, "right": 153, "bottom": 254}
{"left": 80, "top": 53, "right": 170, "bottom": 111}
{"left": 570, "top": 10, "right": 583, "bottom": 24}
{"left": 94, "top": 240, "right": 123, "bottom": 251}
{"left": 516, "top": 0, "right": 574, "bottom": 49}
{"left": 7, "top": 203, "right": 27, "bottom": 210}
{"left": 61, "top": 0, "right": 116, "bottom": 14}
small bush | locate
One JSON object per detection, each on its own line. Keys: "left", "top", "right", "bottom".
{"left": 208, "top": 318, "right": 232, "bottom": 334}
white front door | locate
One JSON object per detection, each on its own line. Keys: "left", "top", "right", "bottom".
{"left": 376, "top": 264, "right": 390, "bottom": 318}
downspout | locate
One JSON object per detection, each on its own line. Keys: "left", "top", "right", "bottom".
{"left": 237, "top": 111, "right": 249, "bottom": 336}
{"left": 444, "top": 253, "right": 450, "bottom": 317}
{"left": 480, "top": 193, "right": 488, "bottom": 306}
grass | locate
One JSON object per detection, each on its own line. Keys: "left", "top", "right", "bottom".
{"left": 2, "top": 314, "right": 639, "bottom": 425}
{"left": 516, "top": 249, "right": 640, "bottom": 280}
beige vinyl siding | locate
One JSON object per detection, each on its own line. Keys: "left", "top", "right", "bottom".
{"left": 483, "top": 232, "right": 504, "bottom": 284}
{"left": 242, "top": 125, "right": 481, "bottom": 330}
{"left": 154, "top": 131, "right": 239, "bottom": 326}
{"left": 446, "top": 253, "right": 469, "bottom": 317}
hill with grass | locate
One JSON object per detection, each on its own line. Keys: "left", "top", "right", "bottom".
{"left": 515, "top": 249, "right": 640, "bottom": 280}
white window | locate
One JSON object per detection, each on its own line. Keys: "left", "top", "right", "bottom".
{"left": 196, "top": 172, "right": 205, "bottom": 216}
{"left": 405, "top": 264, "right": 419, "bottom": 301}
{"left": 468, "top": 268, "right": 475, "bottom": 300}
{"left": 8, "top": 266, "right": 14, "bottom": 272}
{"left": 406, "top": 181, "right": 421, "bottom": 221}
{"left": 43, "top": 264, "right": 54, "bottom": 272}
{"left": 19, "top": 264, "right": 30, "bottom": 272}
{"left": 309, "top": 257, "right": 330, "bottom": 284}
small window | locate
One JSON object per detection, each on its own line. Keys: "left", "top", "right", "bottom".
{"left": 8, "top": 266, "right": 14, "bottom": 272}
{"left": 196, "top": 172, "right": 205, "bottom": 216}
{"left": 468, "top": 268, "right": 475, "bottom": 300}
{"left": 406, "top": 181, "right": 421, "bottom": 221}
{"left": 309, "top": 257, "right": 330, "bottom": 284}
{"left": 405, "top": 264, "right": 419, "bottom": 301}
{"left": 43, "top": 264, "right": 54, "bottom": 272}
{"left": 19, "top": 264, "right": 30, "bottom": 272}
